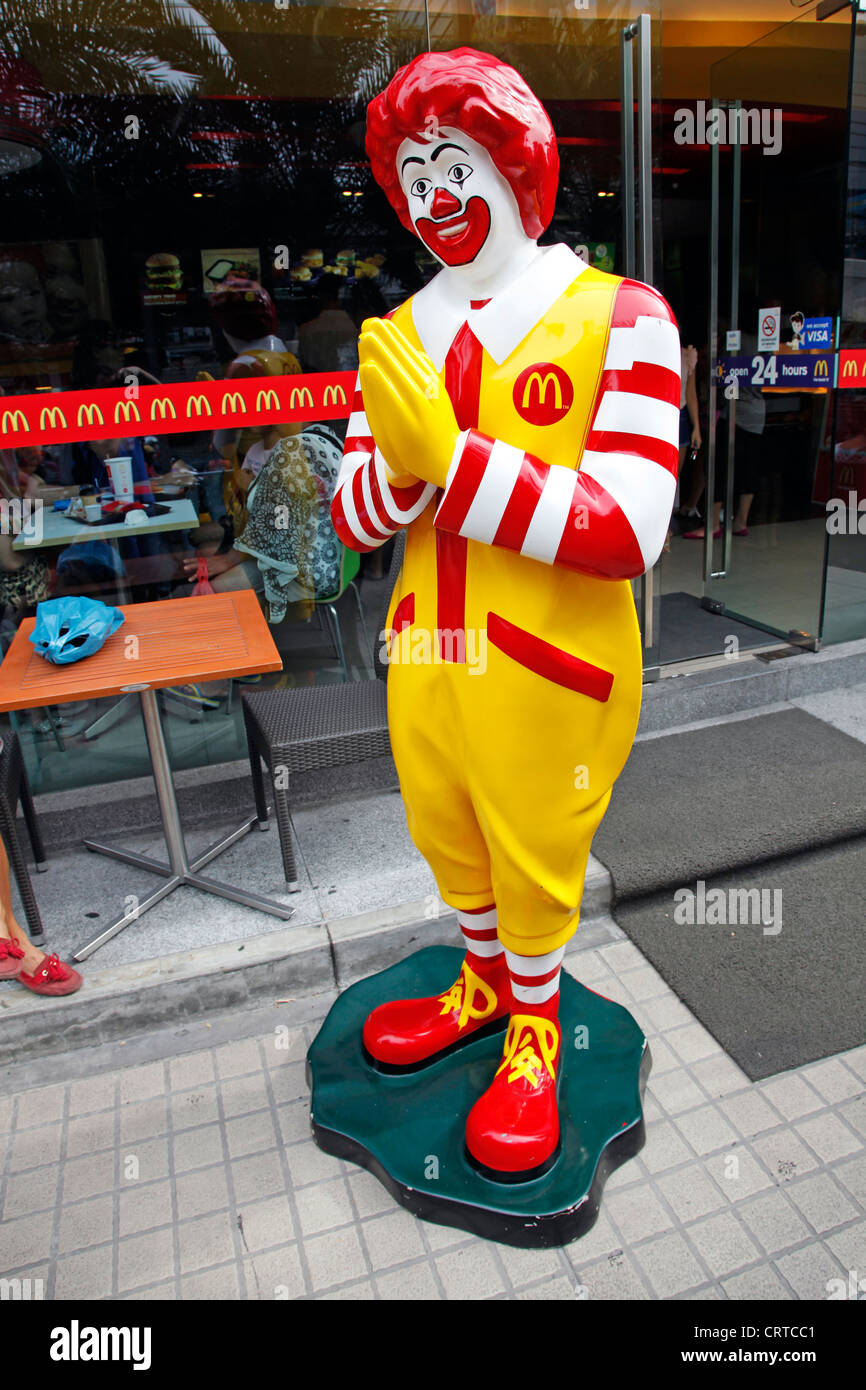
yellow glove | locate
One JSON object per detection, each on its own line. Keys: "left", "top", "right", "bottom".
{"left": 358, "top": 317, "right": 459, "bottom": 490}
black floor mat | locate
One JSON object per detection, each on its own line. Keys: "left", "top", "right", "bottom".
{"left": 593, "top": 709, "right": 866, "bottom": 1079}
{"left": 658, "top": 590, "right": 774, "bottom": 664}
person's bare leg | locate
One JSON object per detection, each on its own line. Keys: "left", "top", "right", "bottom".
{"left": 0, "top": 839, "right": 45, "bottom": 973}
{"left": 733, "top": 494, "right": 754, "bottom": 530}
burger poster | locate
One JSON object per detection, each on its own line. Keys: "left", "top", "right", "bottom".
{"left": 200, "top": 248, "right": 261, "bottom": 295}
{"left": 143, "top": 251, "right": 187, "bottom": 305}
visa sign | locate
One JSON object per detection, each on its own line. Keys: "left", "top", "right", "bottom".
{"left": 802, "top": 317, "right": 833, "bottom": 350}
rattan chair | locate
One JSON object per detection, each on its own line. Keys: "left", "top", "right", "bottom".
{"left": 0, "top": 730, "right": 47, "bottom": 940}
{"left": 242, "top": 535, "right": 402, "bottom": 888}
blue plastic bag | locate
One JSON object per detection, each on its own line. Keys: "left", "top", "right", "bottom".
{"left": 29, "top": 597, "right": 125, "bottom": 665}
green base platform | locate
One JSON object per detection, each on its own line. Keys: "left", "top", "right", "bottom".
{"left": 306, "top": 946, "right": 650, "bottom": 1248}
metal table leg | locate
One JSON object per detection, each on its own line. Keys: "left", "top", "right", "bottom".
{"left": 74, "top": 687, "right": 293, "bottom": 960}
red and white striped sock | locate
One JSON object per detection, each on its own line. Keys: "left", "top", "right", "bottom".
{"left": 505, "top": 946, "right": 564, "bottom": 1016}
{"left": 457, "top": 905, "right": 503, "bottom": 964}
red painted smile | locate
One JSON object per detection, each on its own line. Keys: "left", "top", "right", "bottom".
{"left": 416, "top": 196, "right": 491, "bottom": 266}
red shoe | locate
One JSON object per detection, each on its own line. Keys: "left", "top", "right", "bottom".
{"left": 465, "top": 1009, "right": 562, "bottom": 1181}
{"left": 18, "top": 952, "right": 83, "bottom": 997}
{"left": 0, "top": 936, "right": 25, "bottom": 980}
{"left": 363, "top": 954, "right": 511, "bottom": 1072}
{"left": 683, "top": 527, "right": 722, "bottom": 540}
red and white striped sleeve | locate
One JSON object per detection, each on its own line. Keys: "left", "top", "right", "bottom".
{"left": 330, "top": 374, "right": 436, "bottom": 552}
{"left": 433, "top": 280, "right": 681, "bottom": 580}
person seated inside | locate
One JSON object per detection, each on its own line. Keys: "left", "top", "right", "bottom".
{"left": 181, "top": 425, "right": 343, "bottom": 624}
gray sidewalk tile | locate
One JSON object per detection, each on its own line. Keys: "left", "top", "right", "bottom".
{"left": 705, "top": 1148, "right": 774, "bottom": 1201}
{"left": 717, "top": 1090, "right": 783, "bottom": 1138}
{"left": 656, "top": 1165, "right": 728, "bottom": 1223}
{"left": 304, "top": 1227, "right": 369, "bottom": 1290}
{"left": 359, "top": 1209, "right": 427, "bottom": 1269}
{"left": 674, "top": 1105, "right": 739, "bottom": 1157}
{"left": 68, "top": 1074, "right": 117, "bottom": 1116}
{"left": 801, "top": 1059, "right": 863, "bottom": 1105}
{"left": 236, "top": 1195, "right": 295, "bottom": 1253}
{"left": 54, "top": 1247, "right": 113, "bottom": 1300}
{"left": 224, "top": 1109, "right": 278, "bottom": 1160}
{"left": 794, "top": 1112, "right": 862, "bottom": 1164}
{"left": 751, "top": 1130, "right": 821, "bottom": 1184}
{"left": 116, "top": 1227, "right": 176, "bottom": 1293}
{"left": 317, "top": 1279, "right": 376, "bottom": 1299}
{"left": 57, "top": 1194, "right": 115, "bottom": 1254}
{"left": 8, "top": 1122, "right": 63, "bottom": 1172}
{"left": 686, "top": 1211, "right": 762, "bottom": 1278}
{"left": 181, "top": 1263, "right": 242, "bottom": 1299}
{"left": 170, "top": 1090, "right": 220, "bottom": 1131}
{"left": 641, "top": 1120, "right": 695, "bottom": 1173}
{"left": 774, "top": 1245, "right": 847, "bottom": 1301}
{"left": 214, "top": 1038, "right": 263, "bottom": 1081}
{"left": 721, "top": 1265, "right": 791, "bottom": 1299}
{"left": 839, "top": 1095, "right": 866, "bottom": 1140}
{"left": 177, "top": 1212, "right": 236, "bottom": 1274}
{"left": 219, "top": 1072, "right": 271, "bottom": 1119}
{"left": 66, "top": 1111, "right": 116, "bottom": 1159}
{"left": 243, "top": 1245, "right": 306, "bottom": 1299}
{"left": 175, "top": 1165, "right": 230, "bottom": 1222}
{"left": 516, "top": 1275, "right": 581, "bottom": 1299}
{"left": 633, "top": 1231, "right": 708, "bottom": 1298}
{"left": 118, "top": 1063, "right": 165, "bottom": 1105}
{"left": 230, "top": 1150, "right": 286, "bottom": 1204}
{"left": 736, "top": 1190, "right": 812, "bottom": 1256}
{"left": 119, "top": 1097, "right": 168, "bottom": 1145}
{"left": 785, "top": 1174, "right": 859, "bottom": 1234}
{"left": 14, "top": 1083, "right": 67, "bottom": 1129}
{"left": 3, "top": 1165, "right": 60, "bottom": 1220}
{"left": 690, "top": 1053, "right": 751, "bottom": 1099}
{"left": 758, "top": 1073, "right": 825, "bottom": 1121}
{"left": 347, "top": 1168, "right": 396, "bottom": 1220}
{"left": 666, "top": 1023, "right": 721, "bottom": 1066}
{"left": 172, "top": 1124, "right": 224, "bottom": 1173}
{"left": 835, "top": 1153, "right": 866, "bottom": 1207}
{"left": 169, "top": 1052, "right": 216, "bottom": 1092}
{"left": 118, "top": 1181, "right": 173, "bottom": 1238}
{"left": 578, "top": 1251, "right": 650, "bottom": 1300}
{"left": 294, "top": 1176, "right": 356, "bottom": 1237}
{"left": 822, "top": 1217, "right": 866, "bottom": 1271}
{"left": 285, "top": 1140, "right": 345, "bottom": 1188}
{"left": 277, "top": 1101, "right": 312, "bottom": 1147}
{"left": 648, "top": 1068, "right": 708, "bottom": 1116}
{"left": 606, "top": 1185, "right": 675, "bottom": 1243}
{"left": 435, "top": 1243, "right": 507, "bottom": 1299}
{"left": 62, "top": 1151, "right": 117, "bottom": 1203}
{"left": 374, "top": 1260, "right": 442, "bottom": 1299}
{"left": 496, "top": 1242, "right": 566, "bottom": 1288}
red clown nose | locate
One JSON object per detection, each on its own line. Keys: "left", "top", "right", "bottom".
{"left": 429, "top": 188, "right": 462, "bottom": 219}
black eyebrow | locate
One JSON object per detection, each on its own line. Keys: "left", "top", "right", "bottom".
{"left": 400, "top": 155, "right": 425, "bottom": 174}
{"left": 430, "top": 142, "right": 467, "bottom": 162}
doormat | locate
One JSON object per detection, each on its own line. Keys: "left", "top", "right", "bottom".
{"left": 593, "top": 709, "right": 866, "bottom": 1079}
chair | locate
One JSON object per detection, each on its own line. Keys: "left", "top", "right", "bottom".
{"left": 242, "top": 535, "right": 402, "bottom": 888}
{"left": 314, "top": 544, "right": 368, "bottom": 680}
{"left": 0, "top": 730, "right": 47, "bottom": 940}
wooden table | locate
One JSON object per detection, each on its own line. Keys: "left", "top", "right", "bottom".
{"left": 0, "top": 591, "right": 292, "bottom": 960}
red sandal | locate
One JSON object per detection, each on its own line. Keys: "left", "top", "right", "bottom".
{"left": 0, "top": 936, "right": 25, "bottom": 980}
{"left": 18, "top": 952, "right": 83, "bottom": 997}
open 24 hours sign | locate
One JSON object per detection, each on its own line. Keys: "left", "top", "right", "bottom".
{"left": 718, "top": 353, "right": 834, "bottom": 392}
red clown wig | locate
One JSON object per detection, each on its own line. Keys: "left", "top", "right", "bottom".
{"left": 366, "top": 48, "right": 559, "bottom": 241}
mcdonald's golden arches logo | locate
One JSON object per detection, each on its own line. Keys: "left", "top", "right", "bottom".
{"left": 186, "top": 394, "right": 212, "bottom": 418}
{"left": 843, "top": 358, "right": 859, "bottom": 380}
{"left": 77, "top": 403, "right": 103, "bottom": 428}
{"left": 2, "top": 409, "right": 29, "bottom": 435}
{"left": 220, "top": 390, "right": 245, "bottom": 414}
{"left": 41, "top": 405, "right": 68, "bottom": 431}
{"left": 513, "top": 362, "right": 574, "bottom": 426}
{"left": 151, "top": 397, "right": 177, "bottom": 421}
{"left": 814, "top": 358, "right": 829, "bottom": 380}
{"left": 323, "top": 383, "right": 347, "bottom": 408}
{"left": 256, "top": 387, "right": 281, "bottom": 413}
{"left": 288, "top": 386, "right": 313, "bottom": 411}
{"left": 115, "top": 400, "right": 141, "bottom": 425}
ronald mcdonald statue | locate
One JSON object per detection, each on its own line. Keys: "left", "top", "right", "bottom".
{"left": 331, "top": 48, "right": 680, "bottom": 1181}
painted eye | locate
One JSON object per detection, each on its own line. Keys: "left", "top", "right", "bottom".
{"left": 410, "top": 178, "right": 432, "bottom": 199}
{"left": 448, "top": 163, "right": 472, "bottom": 186}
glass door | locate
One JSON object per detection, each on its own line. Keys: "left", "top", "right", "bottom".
{"left": 658, "top": 2, "right": 854, "bottom": 664}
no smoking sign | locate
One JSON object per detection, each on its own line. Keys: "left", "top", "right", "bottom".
{"left": 758, "top": 306, "right": 781, "bottom": 352}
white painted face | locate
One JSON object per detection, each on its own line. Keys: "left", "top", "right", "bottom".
{"left": 396, "top": 127, "right": 529, "bottom": 269}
